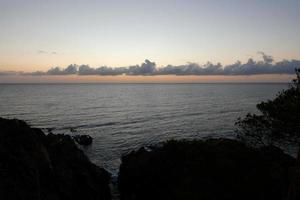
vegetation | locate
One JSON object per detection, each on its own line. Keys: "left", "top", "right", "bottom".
{"left": 235, "top": 69, "right": 300, "bottom": 146}
{"left": 118, "top": 139, "right": 294, "bottom": 200}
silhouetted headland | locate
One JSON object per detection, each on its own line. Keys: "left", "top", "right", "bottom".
{"left": 1, "top": 117, "right": 300, "bottom": 200}
{"left": 119, "top": 139, "right": 295, "bottom": 200}
{"left": 0, "top": 117, "right": 111, "bottom": 200}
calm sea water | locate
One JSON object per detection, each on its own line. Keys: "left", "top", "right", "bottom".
{"left": 0, "top": 83, "right": 288, "bottom": 175}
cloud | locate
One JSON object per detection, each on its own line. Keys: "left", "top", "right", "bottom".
{"left": 257, "top": 51, "right": 274, "bottom": 64}
{"left": 127, "top": 59, "right": 157, "bottom": 75}
{"left": 0, "top": 71, "right": 19, "bottom": 76}
{"left": 155, "top": 52, "right": 299, "bottom": 75}
{"left": 78, "top": 60, "right": 156, "bottom": 76}
{"left": 37, "top": 50, "right": 48, "bottom": 54}
{"left": 96, "top": 66, "right": 127, "bottom": 76}
{"left": 158, "top": 62, "right": 223, "bottom": 75}
{"left": 1, "top": 52, "right": 300, "bottom": 76}
{"left": 20, "top": 71, "right": 47, "bottom": 76}
{"left": 47, "top": 64, "right": 78, "bottom": 75}
{"left": 37, "top": 50, "right": 59, "bottom": 55}
{"left": 78, "top": 65, "right": 97, "bottom": 75}
{"left": 19, "top": 64, "right": 78, "bottom": 76}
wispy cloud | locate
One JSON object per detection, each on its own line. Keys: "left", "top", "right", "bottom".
{"left": 2, "top": 52, "right": 300, "bottom": 76}
{"left": 37, "top": 50, "right": 48, "bottom": 54}
{"left": 37, "top": 50, "right": 59, "bottom": 55}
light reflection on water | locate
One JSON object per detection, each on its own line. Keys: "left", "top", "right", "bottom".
{"left": 0, "top": 83, "right": 287, "bottom": 175}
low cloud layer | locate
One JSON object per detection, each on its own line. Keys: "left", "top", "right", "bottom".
{"left": 2, "top": 53, "right": 300, "bottom": 76}
{"left": 0, "top": 71, "right": 19, "bottom": 76}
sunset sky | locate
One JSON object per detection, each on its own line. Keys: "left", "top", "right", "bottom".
{"left": 0, "top": 0, "right": 299, "bottom": 83}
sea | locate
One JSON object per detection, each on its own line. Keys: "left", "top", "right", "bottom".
{"left": 0, "top": 83, "right": 288, "bottom": 176}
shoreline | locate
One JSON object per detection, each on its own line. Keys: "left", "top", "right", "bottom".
{"left": 1, "top": 117, "right": 299, "bottom": 200}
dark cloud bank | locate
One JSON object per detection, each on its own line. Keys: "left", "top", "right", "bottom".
{"left": 2, "top": 53, "right": 300, "bottom": 76}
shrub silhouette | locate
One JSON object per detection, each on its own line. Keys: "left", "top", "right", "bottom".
{"left": 236, "top": 68, "right": 300, "bottom": 146}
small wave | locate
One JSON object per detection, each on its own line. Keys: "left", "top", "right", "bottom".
{"left": 58, "top": 122, "right": 119, "bottom": 130}
{"left": 218, "top": 109, "right": 243, "bottom": 114}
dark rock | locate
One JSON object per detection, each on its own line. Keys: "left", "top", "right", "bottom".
{"left": 295, "top": 148, "right": 300, "bottom": 199}
{"left": 0, "top": 117, "right": 111, "bottom": 200}
{"left": 287, "top": 146, "right": 300, "bottom": 200}
{"left": 73, "top": 135, "right": 93, "bottom": 146}
{"left": 70, "top": 128, "right": 77, "bottom": 133}
{"left": 118, "top": 139, "right": 295, "bottom": 200}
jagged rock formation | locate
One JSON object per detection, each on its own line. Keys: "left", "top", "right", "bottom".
{"left": 73, "top": 134, "right": 93, "bottom": 146}
{"left": 0, "top": 117, "right": 111, "bottom": 200}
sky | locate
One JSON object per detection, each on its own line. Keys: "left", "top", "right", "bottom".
{"left": 0, "top": 0, "right": 300, "bottom": 83}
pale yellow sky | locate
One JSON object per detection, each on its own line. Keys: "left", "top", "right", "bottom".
{"left": 1, "top": 0, "right": 299, "bottom": 82}
{"left": 1, "top": 1, "right": 300, "bottom": 70}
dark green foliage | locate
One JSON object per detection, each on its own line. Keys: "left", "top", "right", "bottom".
{"left": 236, "top": 68, "right": 300, "bottom": 146}
{"left": 118, "top": 139, "right": 295, "bottom": 200}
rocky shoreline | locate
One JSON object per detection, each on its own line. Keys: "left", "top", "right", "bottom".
{"left": 0, "top": 117, "right": 111, "bottom": 200}
{"left": 0, "top": 117, "right": 299, "bottom": 200}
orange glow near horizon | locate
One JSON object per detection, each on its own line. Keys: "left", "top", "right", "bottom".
{"left": 0, "top": 74, "right": 295, "bottom": 83}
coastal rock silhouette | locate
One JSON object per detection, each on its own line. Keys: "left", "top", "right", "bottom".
{"left": 73, "top": 134, "right": 93, "bottom": 146}
{"left": 0, "top": 117, "right": 111, "bottom": 200}
{"left": 118, "top": 139, "right": 295, "bottom": 200}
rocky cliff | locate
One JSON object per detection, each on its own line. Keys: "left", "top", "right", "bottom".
{"left": 0, "top": 117, "right": 111, "bottom": 200}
